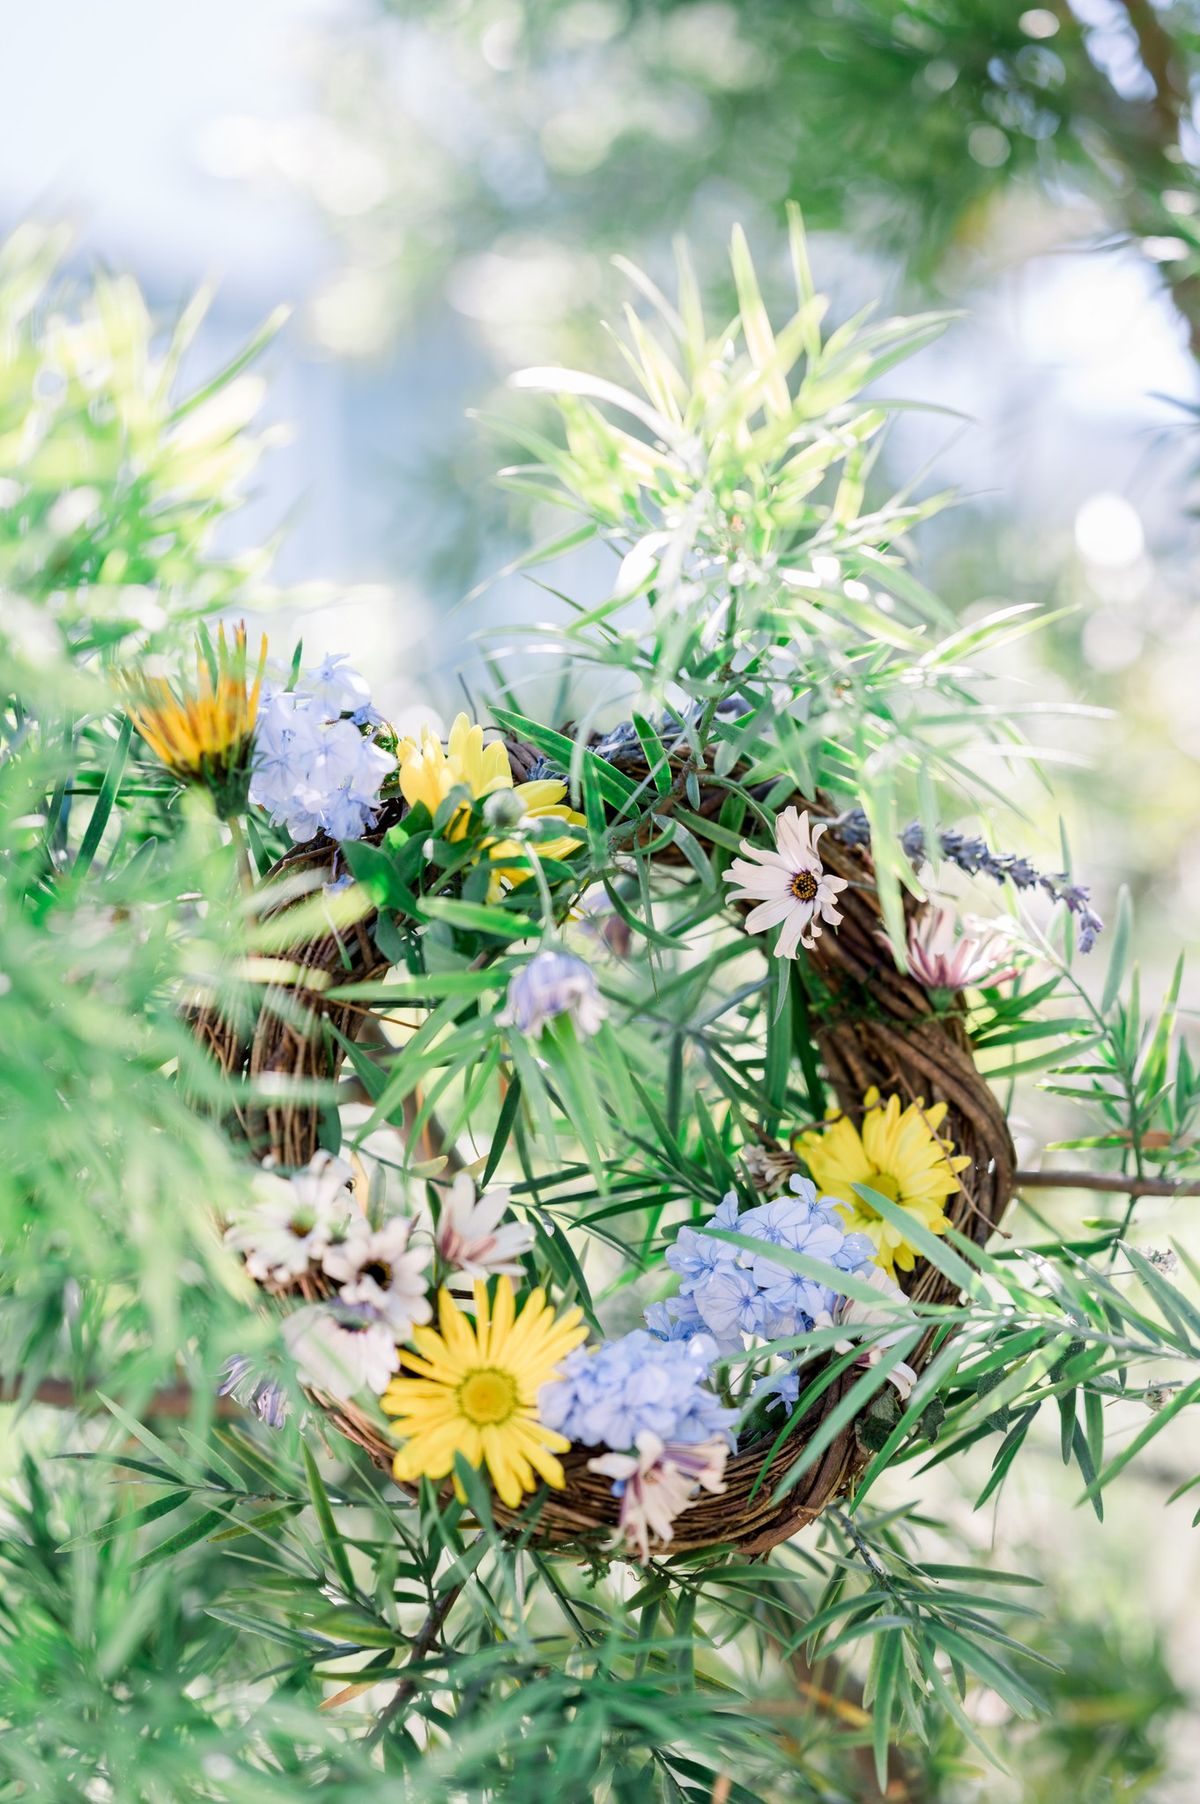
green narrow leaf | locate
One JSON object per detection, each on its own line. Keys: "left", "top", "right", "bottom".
{"left": 96, "top": 1393, "right": 200, "bottom": 1482}
{"left": 417, "top": 897, "right": 538, "bottom": 942}
{"left": 730, "top": 223, "right": 790, "bottom": 418}
{"left": 75, "top": 714, "right": 132, "bottom": 879}
{"left": 1081, "top": 1374, "right": 1200, "bottom": 1504}
{"left": 1100, "top": 885, "right": 1132, "bottom": 1016}
{"left": 132, "top": 1507, "right": 231, "bottom": 1570}
{"left": 852, "top": 1186, "right": 984, "bottom": 1300}
{"left": 302, "top": 1441, "right": 357, "bottom": 1597}
{"left": 60, "top": 1488, "right": 192, "bottom": 1549}
{"left": 481, "top": 1074, "right": 523, "bottom": 1188}
{"left": 872, "top": 1628, "right": 902, "bottom": 1791}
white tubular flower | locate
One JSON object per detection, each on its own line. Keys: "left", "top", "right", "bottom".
{"left": 588, "top": 1433, "right": 730, "bottom": 1562}
{"left": 906, "top": 904, "right": 1017, "bottom": 991}
{"left": 724, "top": 807, "right": 848, "bottom": 956}
{"left": 282, "top": 1303, "right": 399, "bottom": 1401}
{"left": 834, "top": 1264, "right": 919, "bottom": 1401}
{"left": 434, "top": 1173, "right": 535, "bottom": 1286}
{"left": 321, "top": 1216, "right": 432, "bottom": 1341}
{"left": 497, "top": 948, "right": 607, "bottom": 1040}
{"left": 224, "top": 1153, "right": 359, "bottom": 1285}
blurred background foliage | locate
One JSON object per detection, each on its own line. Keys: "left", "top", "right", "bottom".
{"left": 168, "top": 0, "right": 1200, "bottom": 968}
{"left": 1, "top": 0, "right": 1199, "bottom": 1797}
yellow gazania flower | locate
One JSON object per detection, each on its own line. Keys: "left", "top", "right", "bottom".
{"left": 795, "top": 1087, "right": 971, "bottom": 1278}
{"left": 395, "top": 713, "right": 584, "bottom": 884}
{"left": 124, "top": 622, "right": 266, "bottom": 820}
{"left": 382, "top": 1277, "right": 588, "bottom": 1508}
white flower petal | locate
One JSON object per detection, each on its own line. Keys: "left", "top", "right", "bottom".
{"left": 775, "top": 906, "right": 811, "bottom": 959}
{"left": 745, "top": 895, "right": 796, "bottom": 933}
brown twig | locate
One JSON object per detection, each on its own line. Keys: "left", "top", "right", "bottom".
{"left": 366, "top": 1581, "right": 465, "bottom": 1746}
{"left": 1014, "top": 1169, "right": 1200, "bottom": 1198}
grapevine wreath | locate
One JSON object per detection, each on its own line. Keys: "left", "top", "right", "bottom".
{"left": 154, "top": 232, "right": 1108, "bottom": 1563}
{"left": 179, "top": 701, "right": 1037, "bottom": 1558}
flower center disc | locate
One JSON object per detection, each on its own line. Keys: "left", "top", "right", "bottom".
{"left": 859, "top": 1171, "right": 901, "bottom": 1213}
{"left": 790, "top": 870, "right": 818, "bottom": 902}
{"left": 364, "top": 1260, "right": 393, "bottom": 1287}
{"left": 458, "top": 1367, "right": 518, "bottom": 1426}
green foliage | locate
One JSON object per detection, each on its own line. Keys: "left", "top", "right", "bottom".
{"left": 0, "top": 225, "right": 282, "bottom": 683}
{"left": 301, "top": 0, "right": 1200, "bottom": 367}
{"left": 0, "top": 221, "right": 1197, "bottom": 1803}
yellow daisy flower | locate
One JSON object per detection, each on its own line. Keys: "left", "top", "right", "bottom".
{"left": 795, "top": 1087, "right": 971, "bottom": 1278}
{"left": 382, "top": 1277, "right": 588, "bottom": 1509}
{"left": 395, "top": 712, "right": 584, "bottom": 887}
{"left": 124, "top": 622, "right": 266, "bottom": 820}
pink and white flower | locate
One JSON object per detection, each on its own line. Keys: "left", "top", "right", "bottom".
{"left": 281, "top": 1303, "right": 399, "bottom": 1400}
{"left": 321, "top": 1215, "right": 432, "bottom": 1340}
{"left": 906, "top": 905, "right": 1016, "bottom": 991}
{"left": 724, "top": 808, "right": 848, "bottom": 956}
{"left": 588, "top": 1433, "right": 730, "bottom": 1561}
{"left": 433, "top": 1173, "right": 535, "bottom": 1286}
{"left": 834, "top": 1264, "right": 918, "bottom": 1401}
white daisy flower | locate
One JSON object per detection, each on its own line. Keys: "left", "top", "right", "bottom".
{"left": 281, "top": 1302, "right": 399, "bottom": 1400}
{"left": 224, "top": 1153, "right": 359, "bottom": 1284}
{"left": 287, "top": 1150, "right": 359, "bottom": 1218}
{"left": 433, "top": 1173, "right": 535, "bottom": 1286}
{"left": 723, "top": 807, "right": 848, "bottom": 956}
{"left": 320, "top": 1215, "right": 432, "bottom": 1340}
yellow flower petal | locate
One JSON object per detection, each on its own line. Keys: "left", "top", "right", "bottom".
{"left": 384, "top": 1277, "right": 585, "bottom": 1509}
{"left": 801, "top": 1088, "right": 967, "bottom": 1277}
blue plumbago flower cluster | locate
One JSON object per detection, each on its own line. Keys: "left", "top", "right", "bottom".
{"left": 249, "top": 654, "right": 395, "bottom": 844}
{"left": 658, "top": 1182, "right": 876, "bottom": 1355}
{"left": 835, "top": 809, "right": 1103, "bottom": 952}
{"left": 539, "top": 1330, "right": 737, "bottom": 1450}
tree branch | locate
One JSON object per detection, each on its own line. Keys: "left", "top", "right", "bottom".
{"left": 1, "top": 1377, "right": 237, "bottom": 1417}
{"left": 1015, "top": 1169, "right": 1200, "bottom": 1198}
{"left": 366, "top": 1581, "right": 464, "bottom": 1746}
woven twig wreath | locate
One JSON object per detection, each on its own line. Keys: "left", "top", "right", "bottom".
{"left": 194, "top": 736, "right": 1015, "bottom": 1556}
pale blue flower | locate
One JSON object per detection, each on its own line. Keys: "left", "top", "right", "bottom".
{"left": 218, "top": 1355, "right": 290, "bottom": 1429}
{"left": 497, "top": 949, "right": 607, "bottom": 1039}
{"left": 539, "top": 1329, "right": 735, "bottom": 1452}
{"left": 250, "top": 663, "right": 394, "bottom": 845}
{"left": 661, "top": 1182, "right": 878, "bottom": 1352}
{"left": 664, "top": 1190, "right": 740, "bottom": 1297}
{"left": 690, "top": 1264, "right": 776, "bottom": 1350}
{"left": 733, "top": 1181, "right": 875, "bottom": 1334}
{"left": 644, "top": 1294, "right": 707, "bottom": 1342}
{"left": 755, "top": 1369, "right": 801, "bottom": 1413}
{"left": 305, "top": 652, "right": 382, "bottom": 727}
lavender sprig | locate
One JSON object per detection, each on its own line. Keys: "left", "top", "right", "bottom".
{"left": 555, "top": 718, "right": 1104, "bottom": 953}
{"left": 833, "top": 811, "right": 1103, "bottom": 952}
